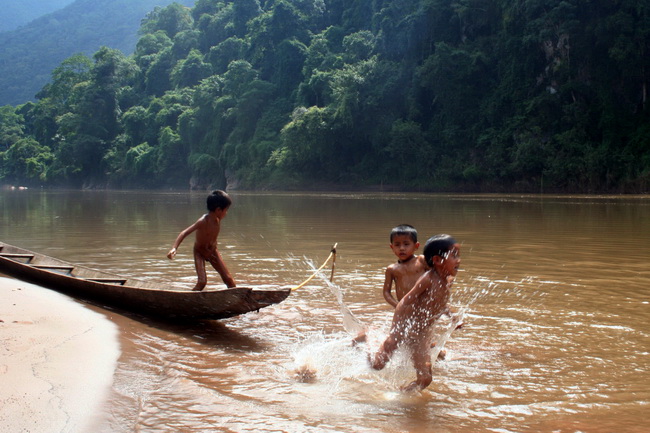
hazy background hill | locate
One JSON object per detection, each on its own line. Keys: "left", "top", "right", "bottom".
{"left": 0, "top": 0, "right": 195, "bottom": 106}
{"left": 0, "top": 0, "right": 75, "bottom": 32}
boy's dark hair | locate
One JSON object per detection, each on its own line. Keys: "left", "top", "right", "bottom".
{"left": 390, "top": 224, "right": 418, "bottom": 243}
{"left": 423, "top": 234, "right": 457, "bottom": 267}
{"left": 207, "top": 190, "right": 232, "bottom": 211}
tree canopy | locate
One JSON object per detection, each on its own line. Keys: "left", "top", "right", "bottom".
{"left": 1, "top": 0, "right": 649, "bottom": 193}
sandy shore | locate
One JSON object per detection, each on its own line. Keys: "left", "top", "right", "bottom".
{"left": 0, "top": 276, "right": 120, "bottom": 433}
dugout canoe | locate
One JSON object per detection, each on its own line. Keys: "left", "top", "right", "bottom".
{"left": 0, "top": 242, "right": 291, "bottom": 320}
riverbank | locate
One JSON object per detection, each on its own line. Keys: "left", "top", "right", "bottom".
{"left": 0, "top": 276, "right": 120, "bottom": 433}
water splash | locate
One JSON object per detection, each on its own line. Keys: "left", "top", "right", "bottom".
{"left": 289, "top": 331, "right": 370, "bottom": 391}
{"left": 306, "top": 258, "right": 365, "bottom": 336}
{"left": 289, "top": 259, "right": 467, "bottom": 393}
{"left": 431, "top": 308, "right": 466, "bottom": 360}
{"left": 453, "top": 275, "right": 547, "bottom": 308}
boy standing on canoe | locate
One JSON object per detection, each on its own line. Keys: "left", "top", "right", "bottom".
{"left": 167, "top": 190, "right": 237, "bottom": 290}
{"left": 370, "top": 234, "right": 461, "bottom": 392}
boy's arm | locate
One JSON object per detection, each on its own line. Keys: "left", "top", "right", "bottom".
{"left": 382, "top": 267, "right": 398, "bottom": 308}
{"left": 399, "top": 255, "right": 430, "bottom": 301}
{"left": 167, "top": 219, "right": 201, "bottom": 259}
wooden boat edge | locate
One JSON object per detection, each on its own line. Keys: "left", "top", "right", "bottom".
{"left": 0, "top": 242, "right": 291, "bottom": 320}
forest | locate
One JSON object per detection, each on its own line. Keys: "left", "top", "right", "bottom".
{"left": 1, "top": 0, "right": 649, "bottom": 193}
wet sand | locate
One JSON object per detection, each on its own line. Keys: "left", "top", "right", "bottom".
{"left": 0, "top": 276, "right": 120, "bottom": 433}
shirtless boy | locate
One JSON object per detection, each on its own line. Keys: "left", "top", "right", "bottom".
{"left": 383, "top": 224, "right": 428, "bottom": 307}
{"left": 167, "top": 190, "right": 236, "bottom": 290}
{"left": 370, "top": 234, "right": 461, "bottom": 392}
{"left": 352, "top": 225, "right": 428, "bottom": 345}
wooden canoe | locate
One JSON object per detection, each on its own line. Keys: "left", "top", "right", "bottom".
{"left": 0, "top": 242, "right": 291, "bottom": 320}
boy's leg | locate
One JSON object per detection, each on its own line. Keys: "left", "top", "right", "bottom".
{"left": 371, "top": 335, "right": 398, "bottom": 370}
{"left": 193, "top": 250, "right": 208, "bottom": 291}
{"left": 206, "top": 250, "right": 236, "bottom": 288}
{"left": 402, "top": 341, "right": 433, "bottom": 392}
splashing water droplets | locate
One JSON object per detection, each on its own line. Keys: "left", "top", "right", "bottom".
{"left": 286, "top": 258, "right": 468, "bottom": 393}
{"left": 305, "top": 257, "right": 365, "bottom": 336}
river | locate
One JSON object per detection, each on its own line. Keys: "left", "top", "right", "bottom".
{"left": 1, "top": 190, "right": 648, "bottom": 432}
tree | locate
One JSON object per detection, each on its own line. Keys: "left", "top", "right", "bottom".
{"left": 141, "top": 3, "right": 194, "bottom": 38}
{"left": 0, "top": 106, "right": 25, "bottom": 151}
{"left": 274, "top": 105, "right": 337, "bottom": 179}
{"left": 233, "top": 0, "right": 262, "bottom": 36}
{"left": 207, "top": 37, "right": 248, "bottom": 74}
{"left": 342, "top": 30, "right": 375, "bottom": 62}
{"left": 2, "top": 0, "right": 650, "bottom": 192}
{"left": 145, "top": 48, "right": 175, "bottom": 96}
{"left": 171, "top": 49, "right": 212, "bottom": 88}
{"left": 134, "top": 31, "right": 173, "bottom": 70}
{"left": 43, "top": 54, "right": 93, "bottom": 108}
{"left": 1, "top": 138, "right": 53, "bottom": 183}
{"left": 196, "top": 3, "right": 236, "bottom": 51}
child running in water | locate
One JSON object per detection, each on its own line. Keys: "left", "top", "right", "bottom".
{"left": 370, "top": 234, "right": 461, "bottom": 392}
{"left": 353, "top": 225, "right": 428, "bottom": 345}
{"left": 167, "top": 190, "right": 236, "bottom": 290}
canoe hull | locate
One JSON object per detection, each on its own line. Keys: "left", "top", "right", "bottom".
{"left": 0, "top": 243, "right": 290, "bottom": 320}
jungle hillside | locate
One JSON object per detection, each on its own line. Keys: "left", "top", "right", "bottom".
{"left": 1, "top": 0, "right": 649, "bottom": 193}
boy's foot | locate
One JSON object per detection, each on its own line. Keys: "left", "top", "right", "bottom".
{"left": 351, "top": 335, "right": 367, "bottom": 347}
{"left": 351, "top": 330, "right": 367, "bottom": 347}
{"left": 294, "top": 365, "right": 317, "bottom": 383}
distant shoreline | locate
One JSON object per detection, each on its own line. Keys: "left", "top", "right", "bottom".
{"left": 2, "top": 185, "right": 649, "bottom": 197}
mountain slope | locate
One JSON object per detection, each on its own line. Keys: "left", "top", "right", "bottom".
{"left": 0, "top": 0, "right": 195, "bottom": 106}
{"left": 0, "top": 0, "right": 74, "bottom": 33}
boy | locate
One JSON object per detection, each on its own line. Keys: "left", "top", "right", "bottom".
{"left": 383, "top": 224, "right": 428, "bottom": 308}
{"left": 352, "top": 224, "right": 429, "bottom": 345}
{"left": 167, "top": 190, "right": 236, "bottom": 291}
{"left": 370, "top": 234, "right": 461, "bottom": 392}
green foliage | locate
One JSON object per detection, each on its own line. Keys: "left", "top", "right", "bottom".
{"left": 140, "top": 4, "right": 194, "bottom": 39}
{"left": 207, "top": 37, "right": 249, "bottom": 73}
{"left": 1, "top": 138, "right": 53, "bottom": 183}
{"left": 0, "top": 106, "right": 25, "bottom": 151}
{"left": 124, "top": 142, "right": 157, "bottom": 179}
{"left": 273, "top": 105, "right": 338, "bottom": 179}
{"left": 384, "top": 119, "right": 430, "bottom": 184}
{"left": 1, "top": 0, "right": 649, "bottom": 192}
{"left": 171, "top": 49, "right": 212, "bottom": 88}
{"left": 41, "top": 54, "right": 93, "bottom": 108}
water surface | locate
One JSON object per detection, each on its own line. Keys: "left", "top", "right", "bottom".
{"left": 1, "top": 190, "right": 648, "bottom": 432}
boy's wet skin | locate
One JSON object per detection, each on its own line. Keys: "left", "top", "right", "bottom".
{"left": 370, "top": 235, "right": 461, "bottom": 392}
{"left": 167, "top": 190, "right": 236, "bottom": 290}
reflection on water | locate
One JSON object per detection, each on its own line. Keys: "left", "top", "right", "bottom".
{"left": 1, "top": 190, "right": 649, "bottom": 432}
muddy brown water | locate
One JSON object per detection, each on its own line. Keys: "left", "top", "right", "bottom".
{"left": 1, "top": 190, "right": 648, "bottom": 432}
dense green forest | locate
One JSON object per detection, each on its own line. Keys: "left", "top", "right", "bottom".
{"left": 1, "top": 0, "right": 649, "bottom": 193}
{"left": 0, "top": 0, "right": 195, "bottom": 106}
